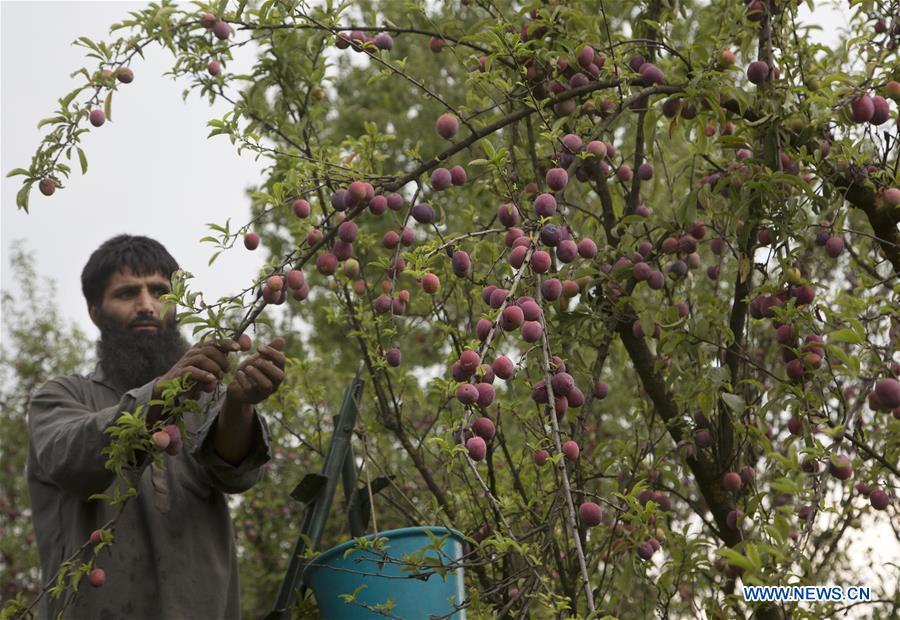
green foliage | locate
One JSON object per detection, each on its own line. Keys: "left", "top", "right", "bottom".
{"left": 0, "top": 242, "right": 93, "bottom": 607}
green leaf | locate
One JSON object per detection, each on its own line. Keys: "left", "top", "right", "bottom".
{"left": 104, "top": 90, "right": 113, "bottom": 122}
{"left": 821, "top": 72, "right": 854, "bottom": 86}
{"left": 827, "top": 328, "right": 862, "bottom": 345}
{"left": 16, "top": 183, "right": 31, "bottom": 213}
{"left": 825, "top": 344, "right": 858, "bottom": 372}
{"left": 75, "top": 36, "right": 100, "bottom": 52}
{"left": 722, "top": 393, "right": 745, "bottom": 415}
{"left": 769, "top": 476, "right": 800, "bottom": 496}
{"left": 716, "top": 548, "right": 754, "bottom": 571}
{"left": 61, "top": 87, "right": 81, "bottom": 109}
{"left": 77, "top": 148, "right": 88, "bottom": 174}
{"left": 37, "top": 116, "right": 66, "bottom": 129}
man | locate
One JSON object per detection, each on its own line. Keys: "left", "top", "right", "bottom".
{"left": 27, "top": 234, "right": 286, "bottom": 619}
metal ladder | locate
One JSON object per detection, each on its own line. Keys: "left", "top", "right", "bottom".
{"left": 266, "top": 361, "right": 390, "bottom": 619}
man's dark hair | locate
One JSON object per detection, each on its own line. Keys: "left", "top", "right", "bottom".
{"left": 81, "top": 235, "right": 180, "bottom": 308}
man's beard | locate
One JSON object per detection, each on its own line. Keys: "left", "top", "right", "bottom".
{"left": 95, "top": 311, "right": 190, "bottom": 392}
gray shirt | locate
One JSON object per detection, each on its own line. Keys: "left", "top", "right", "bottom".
{"left": 27, "top": 363, "right": 271, "bottom": 619}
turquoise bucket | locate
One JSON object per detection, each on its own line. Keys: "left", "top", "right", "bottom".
{"left": 301, "top": 526, "right": 466, "bottom": 619}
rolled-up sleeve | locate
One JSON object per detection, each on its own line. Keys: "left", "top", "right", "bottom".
{"left": 190, "top": 394, "right": 271, "bottom": 494}
{"left": 28, "top": 378, "right": 156, "bottom": 499}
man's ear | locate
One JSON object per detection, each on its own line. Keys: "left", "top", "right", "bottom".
{"left": 88, "top": 303, "right": 100, "bottom": 328}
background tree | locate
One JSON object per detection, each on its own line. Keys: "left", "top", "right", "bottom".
{"left": 5, "top": 0, "right": 900, "bottom": 618}
{"left": 0, "top": 242, "right": 92, "bottom": 605}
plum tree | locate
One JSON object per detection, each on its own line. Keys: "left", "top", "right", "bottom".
{"left": 9, "top": 1, "right": 900, "bottom": 618}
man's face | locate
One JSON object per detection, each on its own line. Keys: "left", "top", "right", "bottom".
{"left": 90, "top": 268, "right": 189, "bottom": 391}
{"left": 89, "top": 268, "right": 174, "bottom": 332}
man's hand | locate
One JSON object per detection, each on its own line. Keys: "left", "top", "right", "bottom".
{"left": 152, "top": 338, "right": 241, "bottom": 400}
{"left": 213, "top": 337, "right": 285, "bottom": 465}
{"left": 225, "top": 337, "right": 286, "bottom": 405}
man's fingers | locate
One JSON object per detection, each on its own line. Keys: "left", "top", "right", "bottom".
{"left": 258, "top": 342, "right": 286, "bottom": 369}
{"left": 185, "top": 357, "right": 226, "bottom": 380}
{"left": 179, "top": 365, "right": 218, "bottom": 384}
{"left": 240, "top": 354, "right": 283, "bottom": 378}
{"left": 240, "top": 353, "right": 260, "bottom": 368}
{"left": 234, "top": 369, "right": 253, "bottom": 391}
{"left": 254, "top": 358, "right": 285, "bottom": 383}
{"left": 181, "top": 346, "right": 227, "bottom": 376}
{"left": 212, "top": 338, "right": 241, "bottom": 353}
{"left": 180, "top": 337, "right": 286, "bottom": 402}
{"left": 200, "top": 344, "right": 233, "bottom": 373}
{"left": 243, "top": 365, "right": 274, "bottom": 392}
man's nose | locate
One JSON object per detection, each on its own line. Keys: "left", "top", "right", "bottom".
{"left": 135, "top": 288, "right": 159, "bottom": 315}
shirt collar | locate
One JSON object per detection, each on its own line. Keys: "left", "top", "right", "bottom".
{"left": 89, "top": 361, "right": 121, "bottom": 391}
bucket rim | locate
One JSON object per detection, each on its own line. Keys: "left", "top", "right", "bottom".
{"left": 301, "top": 525, "right": 465, "bottom": 579}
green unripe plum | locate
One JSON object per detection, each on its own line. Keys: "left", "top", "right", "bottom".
{"left": 342, "top": 258, "right": 360, "bottom": 279}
